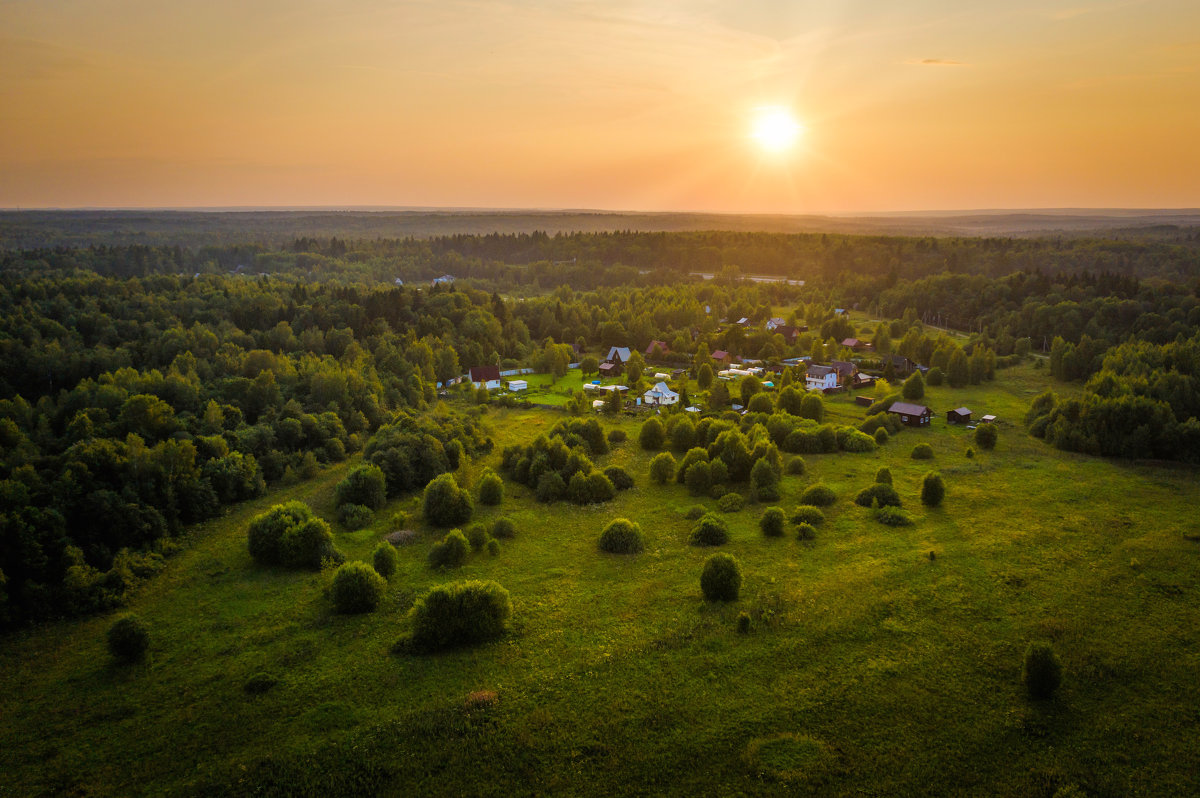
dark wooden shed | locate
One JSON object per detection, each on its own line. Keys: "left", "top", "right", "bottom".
{"left": 947, "top": 407, "right": 972, "bottom": 424}
{"left": 855, "top": 395, "right": 874, "bottom": 408}
{"left": 888, "top": 401, "right": 933, "bottom": 427}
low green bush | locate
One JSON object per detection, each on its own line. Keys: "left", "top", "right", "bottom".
{"left": 607, "top": 428, "right": 627, "bottom": 445}
{"left": 465, "top": 523, "right": 489, "bottom": 551}
{"left": 491, "top": 517, "right": 516, "bottom": 539}
{"left": 243, "top": 672, "right": 278, "bottom": 694}
{"left": 107, "top": 614, "right": 149, "bottom": 662}
{"left": 476, "top": 469, "right": 504, "bottom": 505}
{"left": 700, "top": 553, "right": 742, "bottom": 601}
{"left": 875, "top": 506, "right": 915, "bottom": 526}
{"left": 335, "top": 464, "right": 386, "bottom": 510}
{"left": 535, "top": 471, "right": 566, "bottom": 502}
{"left": 486, "top": 538, "right": 500, "bottom": 556}
{"left": 717, "top": 492, "right": 745, "bottom": 512}
{"left": 875, "top": 467, "right": 892, "bottom": 484}
{"left": 408, "top": 580, "right": 512, "bottom": 652}
{"left": 372, "top": 543, "right": 398, "bottom": 578}
{"left": 423, "top": 473, "right": 474, "bottom": 526}
{"left": 598, "top": 518, "right": 645, "bottom": 554}
{"left": 790, "top": 505, "right": 825, "bottom": 525}
{"left": 796, "top": 522, "right": 817, "bottom": 541}
{"left": 975, "top": 424, "right": 998, "bottom": 450}
{"left": 799, "top": 484, "right": 836, "bottom": 507}
{"left": 689, "top": 513, "right": 730, "bottom": 546}
{"left": 604, "top": 465, "right": 635, "bottom": 491}
{"left": 854, "top": 483, "right": 902, "bottom": 508}
{"left": 683, "top": 505, "right": 706, "bottom": 521}
{"left": 649, "top": 451, "right": 677, "bottom": 484}
{"left": 759, "top": 507, "right": 785, "bottom": 537}
{"left": 1023, "top": 641, "right": 1062, "bottom": 699}
{"left": 911, "top": 443, "right": 934, "bottom": 459}
{"left": 338, "top": 503, "right": 373, "bottom": 531}
{"left": 874, "top": 427, "right": 889, "bottom": 445}
{"left": 921, "top": 472, "right": 945, "bottom": 507}
{"left": 785, "top": 457, "right": 806, "bottom": 475}
{"left": 331, "top": 561, "right": 386, "bottom": 614}
{"left": 428, "top": 529, "right": 470, "bottom": 569}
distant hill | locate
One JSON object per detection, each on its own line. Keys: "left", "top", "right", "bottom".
{"left": 1, "top": 207, "right": 1198, "bottom": 249}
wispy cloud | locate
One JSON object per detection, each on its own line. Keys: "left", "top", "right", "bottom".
{"left": 908, "top": 58, "right": 966, "bottom": 66}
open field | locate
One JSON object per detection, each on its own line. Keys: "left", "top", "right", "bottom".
{"left": 1, "top": 363, "right": 1198, "bottom": 796}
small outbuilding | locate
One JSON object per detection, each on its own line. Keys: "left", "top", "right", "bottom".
{"left": 947, "top": 407, "right": 971, "bottom": 424}
{"left": 888, "top": 401, "right": 933, "bottom": 427}
{"left": 980, "top": 414, "right": 997, "bottom": 424}
{"left": 855, "top": 395, "right": 874, "bottom": 408}
{"left": 508, "top": 379, "right": 528, "bottom": 392}
{"left": 598, "top": 361, "right": 622, "bottom": 377}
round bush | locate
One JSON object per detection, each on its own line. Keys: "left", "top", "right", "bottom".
{"left": 875, "top": 467, "right": 892, "bottom": 485}
{"left": 689, "top": 513, "right": 730, "bottom": 546}
{"left": 372, "top": 542, "right": 398, "bottom": 578}
{"left": 683, "top": 505, "right": 707, "bottom": 521}
{"left": 243, "top": 672, "right": 278, "bottom": 694}
{"left": 335, "top": 464, "right": 386, "bottom": 510}
{"left": 338, "top": 503, "right": 373, "bottom": 531}
{"left": 799, "top": 484, "right": 836, "bottom": 507}
{"left": 796, "top": 522, "right": 817, "bottom": 541}
{"left": 839, "top": 429, "right": 877, "bottom": 453}
{"left": 465, "top": 523, "right": 489, "bottom": 551}
{"left": 921, "top": 472, "right": 945, "bottom": 507}
{"left": 639, "top": 417, "right": 666, "bottom": 450}
{"left": 247, "top": 501, "right": 314, "bottom": 566}
{"left": 487, "top": 538, "right": 500, "bottom": 556}
{"left": 331, "top": 561, "right": 386, "bottom": 614}
{"left": 911, "top": 443, "right": 934, "bottom": 460}
{"left": 107, "top": 614, "right": 150, "bottom": 662}
{"left": 604, "top": 465, "right": 635, "bottom": 491}
{"left": 790, "top": 505, "right": 825, "bottom": 525}
{"left": 854, "top": 483, "right": 901, "bottom": 508}
{"left": 598, "top": 518, "right": 645, "bottom": 554}
{"left": 700, "top": 553, "right": 742, "bottom": 601}
{"left": 965, "top": 446, "right": 976, "bottom": 459}
{"left": 535, "top": 471, "right": 566, "bottom": 502}
{"left": 408, "top": 580, "right": 512, "bottom": 652}
{"left": 428, "top": 529, "right": 470, "bottom": 569}
{"left": 280, "top": 516, "right": 341, "bottom": 569}
{"left": 649, "top": 452, "right": 677, "bottom": 484}
{"left": 1023, "top": 641, "right": 1062, "bottom": 699}
{"left": 491, "top": 517, "right": 516, "bottom": 539}
{"left": 423, "top": 473, "right": 474, "bottom": 526}
{"left": 785, "top": 457, "right": 806, "bottom": 475}
{"left": 476, "top": 469, "right": 504, "bottom": 505}
{"left": 875, "top": 506, "right": 915, "bottom": 526}
{"left": 718, "top": 492, "right": 745, "bottom": 513}
{"left": 685, "top": 460, "right": 713, "bottom": 496}
{"left": 737, "top": 612, "right": 751, "bottom": 634}
{"left": 607, "top": 428, "right": 627, "bottom": 444}
{"left": 975, "top": 424, "right": 998, "bottom": 450}
{"left": 760, "top": 507, "right": 785, "bottom": 537}
{"left": 873, "top": 427, "right": 889, "bottom": 445}
{"left": 926, "top": 366, "right": 944, "bottom": 386}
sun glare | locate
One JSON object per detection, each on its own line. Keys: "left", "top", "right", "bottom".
{"left": 750, "top": 107, "right": 803, "bottom": 153}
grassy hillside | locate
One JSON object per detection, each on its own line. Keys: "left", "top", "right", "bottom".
{"left": 1, "top": 363, "right": 1198, "bottom": 797}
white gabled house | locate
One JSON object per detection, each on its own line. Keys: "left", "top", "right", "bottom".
{"left": 468, "top": 365, "right": 502, "bottom": 390}
{"left": 643, "top": 381, "right": 679, "bottom": 406}
{"left": 805, "top": 365, "right": 838, "bottom": 392}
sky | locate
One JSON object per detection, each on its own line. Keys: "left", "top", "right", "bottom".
{"left": 2, "top": 0, "right": 1199, "bottom": 213}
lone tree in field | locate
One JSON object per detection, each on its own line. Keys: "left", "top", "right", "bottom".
{"left": 423, "top": 473, "right": 474, "bottom": 527}
{"left": 700, "top": 553, "right": 742, "bottom": 601}
{"left": 975, "top": 423, "right": 998, "bottom": 450}
{"left": 598, "top": 518, "right": 644, "bottom": 554}
{"left": 1023, "top": 641, "right": 1063, "bottom": 700}
{"left": 639, "top": 417, "right": 666, "bottom": 450}
{"left": 335, "top": 464, "right": 386, "bottom": 510}
{"left": 921, "top": 472, "right": 945, "bottom": 507}
{"left": 902, "top": 371, "right": 925, "bottom": 401}
{"left": 107, "top": 614, "right": 150, "bottom": 663}
{"left": 476, "top": 468, "right": 504, "bottom": 505}
{"left": 331, "top": 561, "right": 386, "bottom": 614}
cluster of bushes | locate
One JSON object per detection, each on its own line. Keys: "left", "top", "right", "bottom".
{"left": 365, "top": 411, "right": 491, "bottom": 497}
{"left": 334, "top": 464, "right": 384, "bottom": 530}
{"left": 406, "top": 580, "right": 512, "bottom": 652}
{"left": 247, "top": 502, "right": 342, "bottom": 569}
{"left": 762, "top": 413, "right": 877, "bottom": 454}
{"left": 499, "top": 418, "right": 618, "bottom": 504}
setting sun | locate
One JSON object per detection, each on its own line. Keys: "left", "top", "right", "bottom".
{"left": 750, "top": 107, "right": 804, "bottom": 153}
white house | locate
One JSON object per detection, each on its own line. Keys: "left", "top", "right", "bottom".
{"left": 468, "top": 365, "right": 502, "bottom": 391}
{"left": 805, "top": 365, "right": 838, "bottom": 392}
{"left": 643, "top": 381, "right": 680, "bottom": 406}
{"left": 507, "top": 379, "right": 528, "bottom": 392}
{"left": 766, "top": 317, "right": 787, "bottom": 330}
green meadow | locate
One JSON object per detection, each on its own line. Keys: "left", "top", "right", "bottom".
{"left": 2, "top": 363, "right": 1198, "bottom": 796}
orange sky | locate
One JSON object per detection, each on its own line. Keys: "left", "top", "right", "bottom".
{"left": 2, "top": 0, "right": 1198, "bottom": 212}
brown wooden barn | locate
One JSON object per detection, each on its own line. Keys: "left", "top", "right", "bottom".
{"left": 947, "top": 407, "right": 972, "bottom": 424}
{"left": 888, "top": 401, "right": 933, "bottom": 427}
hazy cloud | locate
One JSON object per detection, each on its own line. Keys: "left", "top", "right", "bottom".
{"left": 908, "top": 58, "right": 966, "bottom": 66}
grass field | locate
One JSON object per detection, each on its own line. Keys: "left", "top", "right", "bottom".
{"left": 2, "top": 363, "right": 1198, "bottom": 796}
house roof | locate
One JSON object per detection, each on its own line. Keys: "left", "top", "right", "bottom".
{"left": 831, "top": 360, "right": 857, "bottom": 376}
{"left": 886, "top": 353, "right": 912, "bottom": 366}
{"left": 711, "top": 350, "right": 731, "bottom": 360}
{"left": 469, "top": 365, "right": 501, "bottom": 382}
{"left": 644, "top": 382, "right": 678, "bottom": 398}
{"left": 598, "top": 362, "right": 620, "bottom": 371}
{"left": 606, "top": 346, "right": 632, "bottom": 363}
{"left": 807, "top": 365, "right": 836, "bottom": 377}
{"left": 888, "top": 402, "right": 931, "bottom": 416}
{"left": 774, "top": 325, "right": 800, "bottom": 338}
{"left": 645, "top": 340, "right": 670, "bottom": 355}
{"left": 951, "top": 407, "right": 972, "bottom": 415}
{"left": 842, "top": 338, "right": 860, "bottom": 347}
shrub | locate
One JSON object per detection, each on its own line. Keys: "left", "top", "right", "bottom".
{"left": 243, "top": 672, "right": 278, "bottom": 694}
{"left": 639, "top": 417, "right": 666, "bottom": 450}
{"left": 975, "top": 423, "right": 998, "bottom": 450}
{"left": 649, "top": 452, "right": 677, "bottom": 484}
{"left": 709, "top": 483, "right": 728, "bottom": 500}
{"left": 873, "top": 427, "right": 889, "bottom": 445}
{"left": 737, "top": 612, "right": 751, "bottom": 634}
{"left": 607, "top": 428, "right": 627, "bottom": 444}
{"left": 921, "top": 472, "right": 945, "bottom": 507}
{"left": 926, "top": 366, "right": 944, "bottom": 386}
{"left": 748, "top": 393, "right": 774, "bottom": 414}
{"left": 854, "top": 483, "right": 901, "bottom": 508}
{"left": 390, "top": 510, "right": 410, "bottom": 529}
{"left": 700, "top": 553, "right": 742, "bottom": 601}
{"left": 598, "top": 518, "right": 644, "bottom": 554}
{"left": 839, "top": 429, "right": 877, "bottom": 453}
{"left": 689, "top": 513, "right": 729, "bottom": 546}
{"left": 338, "top": 503, "right": 373, "bottom": 531}
{"left": 760, "top": 506, "right": 785, "bottom": 537}
{"left": 750, "top": 458, "right": 780, "bottom": 501}
{"left": 785, "top": 457, "right": 806, "bottom": 475}
{"left": 875, "top": 506, "right": 914, "bottom": 526}
{"left": 718, "top": 492, "right": 745, "bottom": 512}
{"left": 107, "top": 614, "right": 150, "bottom": 662}
{"left": 685, "top": 461, "right": 713, "bottom": 496}
{"left": 331, "top": 561, "right": 386, "bottom": 614}
{"left": 902, "top": 371, "right": 925, "bottom": 401}
{"left": 423, "top": 473, "right": 474, "bottom": 526}
{"left": 965, "top": 446, "right": 976, "bottom": 459}
{"left": 428, "top": 529, "right": 470, "bottom": 569}
{"left": 604, "top": 465, "right": 634, "bottom": 491}
{"left": 799, "top": 484, "right": 836, "bottom": 507}
{"left": 875, "top": 467, "right": 892, "bottom": 484}
{"left": 675, "top": 447, "right": 709, "bottom": 484}
{"left": 911, "top": 443, "right": 934, "bottom": 460}
{"left": 372, "top": 543, "right": 398, "bottom": 578}
{"left": 569, "top": 471, "right": 615, "bottom": 504}
{"left": 1023, "top": 641, "right": 1063, "bottom": 699}
{"left": 790, "top": 505, "right": 825, "bottom": 525}
{"left": 535, "top": 470, "right": 566, "bottom": 502}
{"left": 683, "top": 505, "right": 707, "bottom": 521}
{"left": 335, "top": 464, "right": 386, "bottom": 510}
{"left": 282, "top": 517, "right": 340, "bottom": 569}
{"left": 491, "top": 517, "right": 516, "bottom": 539}
{"left": 487, "top": 538, "right": 500, "bottom": 556}
{"left": 247, "top": 501, "right": 313, "bottom": 566}
{"left": 796, "top": 522, "right": 817, "bottom": 540}
{"left": 465, "top": 523, "right": 489, "bottom": 551}
{"left": 408, "top": 580, "right": 512, "bottom": 652}
{"left": 476, "top": 469, "right": 504, "bottom": 505}
{"left": 800, "top": 393, "right": 824, "bottom": 423}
